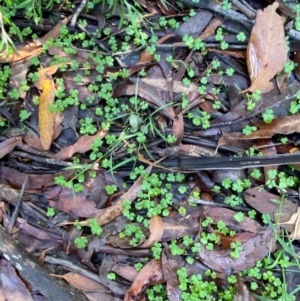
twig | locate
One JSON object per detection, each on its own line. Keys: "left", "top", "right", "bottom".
{"left": 70, "top": 0, "right": 88, "bottom": 27}
{"left": 11, "top": 151, "right": 73, "bottom": 167}
{"left": 44, "top": 256, "right": 104, "bottom": 285}
{"left": 8, "top": 176, "right": 28, "bottom": 233}
{"left": 231, "top": 0, "right": 256, "bottom": 19}
{"left": 179, "top": 0, "right": 254, "bottom": 29}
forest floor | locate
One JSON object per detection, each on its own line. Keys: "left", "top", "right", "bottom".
{"left": 1, "top": 0, "right": 300, "bottom": 300}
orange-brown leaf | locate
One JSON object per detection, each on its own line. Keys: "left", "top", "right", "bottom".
{"left": 0, "top": 17, "right": 71, "bottom": 63}
{"left": 124, "top": 260, "right": 164, "bottom": 301}
{"left": 243, "top": 2, "right": 287, "bottom": 93}
{"left": 139, "top": 216, "right": 164, "bottom": 248}
{"left": 54, "top": 130, "right": 107, "bottom": 160}
{"left": 38, "top": 73, "right": 55, "bottom": 150}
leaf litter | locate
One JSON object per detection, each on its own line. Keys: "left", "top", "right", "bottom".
{"left": 1, "top": 1, "right": 300, "bottom": 301}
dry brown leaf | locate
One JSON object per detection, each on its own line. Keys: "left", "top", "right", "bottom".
{"left": 161, "top": 252, "right": 181, "bottom": 301}
{"left": 45, "top": 186, "right": 98, "bottom": 218}
{"left": 0, "top": 17, "right": 70, "bottom": 63}
{"left": 198, "top": 227, "right": 276, "bottom": 273}
{"left": 79, "top": 166, "right": 152, "bottom": 226}
{"left": 279, "top": 207, "right": 300, "bottom": 240}
{"left": 53, "top": 272, "right": 106, "bottom": 291}
{"left": 124, "top": 260, "right": 164, "bottom": 301}
{"left": 241, "top": 114, "right": 300, "bottom": 139}
{"left": 139, "top": 216, "right": 164, "bottom": 248}
{"left": 243, "top": 188, "right": 297, "bottom": 233}
{"left": 0, "top": 136, "right": 23, "bottom": 159}
{"left": 198, "top": 16, "right": 223, "bottom": 40}
{"left": 218, "top": 232, "right": 256, "bottom": 249}
{"left": 243, "top": 2, "right": 287, "bottom": 93}
{"left": 111, "top": 265, "right": 138, "bottom": 282}
{"left": 0, "top": 165, "right": 72, "bottom": 190}
{"left": 172, "top": 113, "right": 184, "bottom": 145}
{"left": 54, "top": 130, "right": 107, "bottom": 160}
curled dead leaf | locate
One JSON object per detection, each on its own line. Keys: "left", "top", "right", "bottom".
{"left": 243, "top": 2, "right": 287, "bottom": 93}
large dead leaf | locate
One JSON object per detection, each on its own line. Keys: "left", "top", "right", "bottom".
{"left": 124, "top": 260, "right": 164, "bottom": 301}
{"left": 241, "top": 114, "right": 300, "bottom": 139}
{"left": 54, "top": 130, "right": 107, "bottom": 160}
{"left": 38, "top": 72, "right": 56, "bottom": 150}
{"left": 243, "top": 2, "right": 287, "bottom": 93}
{"left": 44, "top": 186, "right": 98, "bottom": 218}
{"left": 279, "top": 207, "right": 300, "bottom": 240}
{"left": 113, "top": 80, "right": 175, "bottom": 120}
{"left": 243, "top": 188, "right": 297, "bottom": 233}
{"left": 0, "top": 17, "right": 71, "bottom": 63}
{"left": 36, "top": 63, "right": 69, "bottom": 150}
{"left": 0, "top": 165, "right": 72, "bottom": 190}
{"left": 198, "top": 227, "right": 276, "bottom": 273}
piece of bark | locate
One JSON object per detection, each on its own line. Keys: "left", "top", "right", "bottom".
{"left": 0, "top": 225, "right": 88, "bottom": 301}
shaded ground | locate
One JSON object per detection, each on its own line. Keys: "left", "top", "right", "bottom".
{"left": 1, "top": 0, "right": 300, "bottom": 300}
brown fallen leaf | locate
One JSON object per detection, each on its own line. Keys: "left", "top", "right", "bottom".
{"left": 234, "top": 278, "right": 258, "bottom": 301}
{"left": 80, "top": 165, "right": 152, "bottom": 226}
{"left": 202, "top": 206, "right": 263, "bottom": 234}
{"left": 243, "top": 2, "right": 287, "bottom": 93}
{"left": 207, "top": 48, "right": 246, "bottom": 59}
{"left": 139, "top": 215, "right": 164, "bottom": 248}
{"left": 172, "top": 113, "right": 184, "bottom": 145}
{"left": 0, "top": 17, "right": 71, "bottom": 63}
{"left": 124, "top": 260, "right": 165, "bottom": 301}
{"left": 111, "top": 264, "right": 138, "bottom": 282}
{"left": 198, "top": 227, "right": 276, "bottom": 273}
{"left": 141, "top": 78, "right": 198, "bottom": 95}
{"left": 241, "top": 114, "right": 300, "bottom": 140}
{"left": 0, "top": 165, "right": 72, "bottom": 190}
{"left": 54, "top": 130, "right": 107, "bottom": 160}
{"left": 243, "top": 187, "right": 297, "bottom": 233}
{"left": 0, "top": 136, "right": 23, "bottom": 159}
{"left": 279, "top": 207, "right": 300, "bottom": 240}
{"left": 45, "top": 185, "right": 98, "bottom": 218}
{"left": 53, "top": 272, "right": 106, "bottom": 291}
{"left": 218, "top": 232, "right": 256, "bottom": 249}
{"left": 0, "top": 260, "right": 33, "bottom": 300}
{"left": 161, "top": 251, "right": 181, "bottom": 301}
{"left": 114, "top": 80, "right": 175, "bottom": 120}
